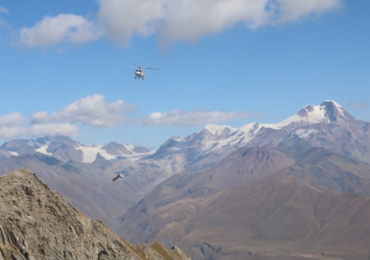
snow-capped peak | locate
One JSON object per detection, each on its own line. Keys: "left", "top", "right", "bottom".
{"left": 202, "top": 124, "right": 238, "bottom": 135}
{"left": 323, "top": 100, "right": 342, "bottom": 107}
{"left": 264, "top": 100, "right": 350, "bottom": 129}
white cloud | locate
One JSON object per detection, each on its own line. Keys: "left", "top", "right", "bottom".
{"left": 0, "top": 112, "right": 26, "bottom": 127}
{"left": 0, "top": 6, "right": 8, "bottom": 13}
{"left": 139, "top": 109, "right": 260, "bottom": 126}
{"left": 30, "top": 94, "right": 260, "bottom": 127}
{"left": 20, "top": 14, "right": 102, "bottom": 47}
{"left": 19, "top": 0, "right": 342, "bottom": 47}
{"left": 0, "top": 123, "right": 79, "bottom": 139}
{"left": 97, "top": 0, "right": 165, "bottom": 46}
{"left": 30, "top": 94, "right": 136, "bottom": 128}
{"left": 97, "top": 0, "right": 342, "bottom": 45}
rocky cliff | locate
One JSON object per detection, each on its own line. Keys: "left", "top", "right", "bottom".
{"left": 0, "top": 168, "right": 191, "bottom": 260}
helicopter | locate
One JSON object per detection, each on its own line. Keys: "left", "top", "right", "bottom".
{"left": 134, "top": 64, "right": 159, "bottom": 86}
{"left": 112, "top": 174, "right": 123, "bottom": 182}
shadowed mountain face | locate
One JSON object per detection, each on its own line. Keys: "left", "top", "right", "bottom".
{"left": 0, "top": 168, "right": 191, "bottom": 260}
{"left": 102, "top": 142, "right": 150, "bottom": 155}
{"left": 118, "top": 146, "right": 370, "bottom": 260}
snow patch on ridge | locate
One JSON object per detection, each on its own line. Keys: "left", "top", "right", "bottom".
{"left": 75, "top": 145, "right": 119, "bottom": 163}
{"left": 295, "top": 129, "right": 320, "bottom": 138}
{"left": 75, "top": 144, "right": 155, "bottom": 163}
{"left": 203, "top": 124, "right": 238, "bottom": 135}
{"left": 35, "top": 142, "right": 52, "bottom": 156}
{"left": 9, "top": 151, "right": 19, "bottom": 156}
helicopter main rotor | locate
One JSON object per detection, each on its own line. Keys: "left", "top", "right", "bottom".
{"left": 134, "top": 64, "right": 160, "bottom": 70}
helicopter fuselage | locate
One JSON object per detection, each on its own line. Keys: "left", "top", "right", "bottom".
{"left": 135, "top": 70, "right": 144, "bottom": 78}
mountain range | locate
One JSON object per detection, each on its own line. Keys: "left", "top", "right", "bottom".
{"left": 148, "top": 100, "right": 370, "bottom": 171}
{"left": 0, "top": 135, "right": 154, "bottom": 162}
{"left": 0, "top": 100, "right": 370, "bottom": 259}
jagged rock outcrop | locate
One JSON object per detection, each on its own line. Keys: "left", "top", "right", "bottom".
{"left": 0, "top": 168, "right": 191, "bottom": 260}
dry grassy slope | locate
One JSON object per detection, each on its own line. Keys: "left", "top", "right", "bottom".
{"left": 119, "top": 147, "right": 370, "bottom": 260}
{"left": 0, "top": 168, "right": 191, "bottom": 260}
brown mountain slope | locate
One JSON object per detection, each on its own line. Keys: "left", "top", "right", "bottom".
{"left": 174, "top": 177, "right": 370, "bottom": 260}
{"left": 117, "top": 146, "right": 295, "bottom": 238}
{"left": 0, "top": 168, "right": 191, "bottom": 260}
{"left": 187, "top": 145, "right": 296, "bottom": 195}
{"left": 118, "top": 147, "right": 370, "bottom": 260}
{"left": 280, "top": 146, "right": 370, "bottom": 195}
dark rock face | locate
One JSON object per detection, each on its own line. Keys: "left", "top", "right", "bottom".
{"left": 297, "top": 104, "right": 315, "bottom": 117}
{"left": 102, "top": 142, "right": 133, "bottom": 156}
{"left": 0, "top": 168, "right": 191, "bottom": 260}
{"left": 46, "top": 136, "right": 84, "bottom": 162}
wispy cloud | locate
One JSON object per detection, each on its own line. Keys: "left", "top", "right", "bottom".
{"left": 0, "top": 123, "right": 79, "bottom": 139}
{"left": 0, "top": 6, "right": 8, "bottom": 13}
{"left": 346, "top": 100, "right": 368, "bottom": 110}
{"left": 18, "top": 0, "right": 343, "bottom": 48}
{"left": 273, "top": 0, "right": 343, "bottom": 24}
{"left": 139, "top": 109, "right": 260, "bottom": 126}
{"left": 0, "top": 6, "right": 10, "bottom": 30}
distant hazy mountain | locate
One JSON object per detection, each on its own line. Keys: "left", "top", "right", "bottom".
{"left": 0, "top": 151, "right": 174, "bottom": 228}
{"left": 1, "top": 135, "right": 154, "bottom": 163}
{"left": 148, "top": 101, "right": 370, "bottom": 172}
{"left": 119, "top": 145, "right": 370, "bottom": 260}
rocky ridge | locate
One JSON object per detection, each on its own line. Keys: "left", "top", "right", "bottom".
{"left": 0, "top": 168, "right": 191, "bottom": 260}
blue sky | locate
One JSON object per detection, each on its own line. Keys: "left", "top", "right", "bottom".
{"left": 0, "top": 0, "right": 369, "bottom": 149}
